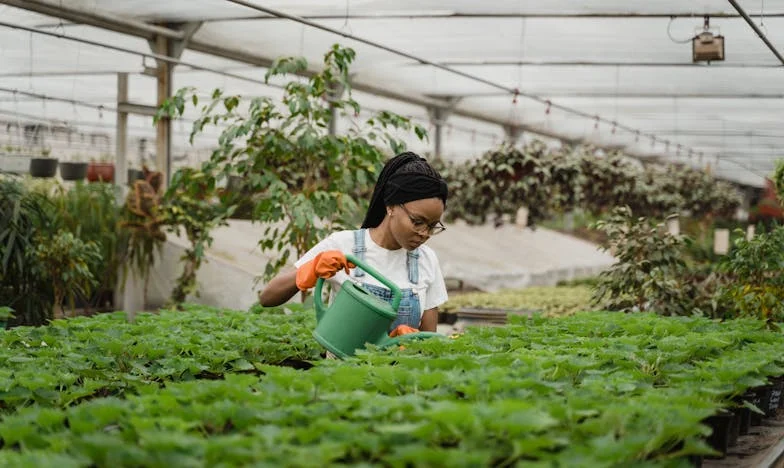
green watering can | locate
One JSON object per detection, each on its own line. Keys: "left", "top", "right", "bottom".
{"left": 313, "top": 253, "right": 441, "bottom": 359}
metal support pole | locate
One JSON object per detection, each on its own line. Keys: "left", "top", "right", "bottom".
{"left": 727, "top": 0, "right": 784, "bottom": 65}
{"left": 427, "top": 98, "right": 459, "bottom": 160}
{"left": 116, "top": 73, "right": 129, "bottom": 190}
{"left": 327, "top": 83, "right": 345, "bottom": 136}
{"left": 429, "top": 108, "right": 445, "bottom": 159}
{"left": 504, "top": 125, "right": 522, "bottom": 144}
{"left": 154, "top": 35, "right": 172, "bottom": 185}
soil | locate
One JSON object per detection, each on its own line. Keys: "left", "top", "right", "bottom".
{"left": 704, "top": 411, "right": 784, "bottom": 468}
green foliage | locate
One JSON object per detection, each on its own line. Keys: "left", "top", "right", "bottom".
{"left": 161, "top": 168, "right": 235, "bottom": 304}
{"left": 592, "top": 207, "right": 699, "bottom": 316}
{"left": 159, "top": 45, "right": 427, "bottom": 282}
{"left": 442, "top": 285, "right": 593, "bottom": 316}
{"left": 0, "top": 306, "right": 13, "bottom": 321}
{"left": 34, "top": 231, "right": 102, "bottom": 318}
{"left": 50, "top": 182, "right": 121, "bottom": 309}
{"left": 119, "top": 170, "right": 166, "bottom": 305}
{"left": 0, "top": 178, "right": 53, "bottom": 325}
{"left": 718, "top": 226, "right": 784, "bottom": 322}
{"left": 0, "top": 309, "right": 783, "bottom": 465}
{"left": 774, "top": 159, "right": 784, "bottom": 202}
{"left": 442, "top": 144, "right": 742, "bottom": 228}
{"left": 442, "top": 141, "right": 559, "bottom": 226}
{"left": 0, "top": 304, "right": 320, "bottom": 411}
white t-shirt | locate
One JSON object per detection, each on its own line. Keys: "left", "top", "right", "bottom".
{"left": 295, "top": 230, "right": 448, "bottom": 316}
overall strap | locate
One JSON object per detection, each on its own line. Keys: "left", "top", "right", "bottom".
{"left": 407, "top": 248, "right": 420, "bottom": 284}
{"left": 352, "top": 229, "right": 367, "bottom": 278}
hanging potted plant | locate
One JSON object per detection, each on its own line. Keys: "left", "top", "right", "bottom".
{"left": 59, "top": 153, "right": 89, "bottom": 181}
{"left": 127, "top": 165, "right": 145, "bottom": 185}
{"left": 29, "top": 146, "right": 59, "bottom": 178}
{"left": 87, "top": 154, "right": 115, "bottom": 183}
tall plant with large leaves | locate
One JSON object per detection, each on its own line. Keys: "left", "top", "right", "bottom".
{"left": 161, "top": 167, "right": 235, "bottom": 304}
{"left": 0, "top": 178, "right": 53, "bottom": 325}
{"left": 160, "top": 45, "right": 426, "bottom": 280}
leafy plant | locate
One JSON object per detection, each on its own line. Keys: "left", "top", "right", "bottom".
{"left": 591, "top": 206, "right": 697, "bottom": 316}
{"left": 718, "top": 225, "right": 784, "bottom": 322}
{"left": 0, "top": 306, "right": 14, "bottom": 322}
{"left": 51, "top": 182, "right": 121, "bottom": 311}
{"left": 119, "top": 168, "right": 167, "bottom": 307}
{"left": 158, "top": 45, "right": 427, "bottom": 281}
{"left": 0, "top": 178, "right": 53, "bottom": 325}
{"left": 443, "top": 141, "right": 557, "bottom": 227}
{"left": 774, "top": 159, "right": 784, "bottom": 202}
{"left": 442, "top": 285, "right": 593, "bottom": 316}
{"left": 34, "top": 231, "right": 102, "bottom": 318}
{"left": 161, "top": 167, "right": 235, "bottom": 304}
{"left": 0, "top": 308, "right": 782, "bottom": 466}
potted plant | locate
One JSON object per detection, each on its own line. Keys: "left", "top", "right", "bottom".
{"left": 87, "top": 155, "right": 115, "bottom": 183}
{"left": 119, "top": 168, "right": 167, "bottom": 309}
{"left": 29, "top": 146, "right": 59, "bottom": 178}
{"left": 54, "top": 182, "right": 121, "bottom": 313}
{"left": 59, "top": 153, "right": 89, "bottom": 181}
{"left": 34, "top": 230, "right": 101, "bottom": 319}
{"left": 0, "top": 306, "right": 14, "bottom": 329}
{"left": 127, "top": 166, "right": 145, "bottom": 185}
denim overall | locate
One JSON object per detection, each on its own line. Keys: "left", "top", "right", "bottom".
{"left": 352, "top": 229, "right": 421, "bottom": 332}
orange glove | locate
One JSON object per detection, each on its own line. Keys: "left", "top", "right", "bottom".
{"left": 295, "top": 250, "right": 354, "bottom": 291}
{"left": 389, "top": 325, "right": 419, "bottom": 337}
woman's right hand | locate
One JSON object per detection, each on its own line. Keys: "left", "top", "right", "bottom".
{"left": 295, "top": 250, "right": 355, "bottom": 291}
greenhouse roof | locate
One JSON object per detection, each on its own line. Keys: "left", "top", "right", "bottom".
{"left": 1, "top": 0, "right": 783, "bottom": 187}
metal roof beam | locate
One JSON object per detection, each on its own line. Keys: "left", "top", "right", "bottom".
{"left": 431, "top": 91, "right": 784, "bottom": 99}
{"left": 185, "top": 39, "right": 570, "bottom": 142}
{"left": 728, "top": 0, "right": 784, "bottom": 66}
{"left": 404, "top": 60, "right": 784, "bottom": 69}
{"left": 198, "top": 12, "right": 784, "bottom": 22}
{"left": 0, "top": 0, "right": 184, "bottom": 40}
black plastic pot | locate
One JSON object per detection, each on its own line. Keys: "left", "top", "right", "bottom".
{"left": 704, "top": 409, "right": 738, "bottom": 456}
{"left": 59, "top": 161, "right": 88, "bottom": 181}
{"left": 750, "top": 386, "right": 772, "bottom": 426}
{"left": 127, "top": 168, "right": 145, "bottom": 185}
{"left": 29, "top": 157, "right": 58, "bottom": 178}
{"left": 737, "top": 390, "right": 756, "bottom": 435}
{"left": 767, "top": 377, "right": 783, "bottom": 416}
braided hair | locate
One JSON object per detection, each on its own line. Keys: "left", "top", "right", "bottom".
{"left": 361, "top": 152, "right": 448, "bottom": 229}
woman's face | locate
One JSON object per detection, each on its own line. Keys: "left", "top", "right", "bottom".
{"left": 388, "top": 197, "right": 445, "bottom": 250}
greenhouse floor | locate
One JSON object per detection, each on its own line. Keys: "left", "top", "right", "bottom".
{"left": 122, "top": 219, "right": 614, "bottom": 313}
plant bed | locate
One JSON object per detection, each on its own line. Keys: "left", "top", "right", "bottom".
{"left": 442, "top": 285, "right": 593, "bottom": 317}
{"left": 0, "top": 310, "right": 782, "bottom": 466}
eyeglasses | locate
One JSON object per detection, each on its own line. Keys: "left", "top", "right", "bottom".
{"left": 399, "top": 204, "right": 446, "bottom": 236}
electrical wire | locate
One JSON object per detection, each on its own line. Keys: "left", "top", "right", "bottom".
{"left": 667, "top": 17, "right": 694, "bottom": 44}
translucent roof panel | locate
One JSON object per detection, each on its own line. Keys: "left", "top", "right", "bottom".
{"left": 1, "top": 0, "right": 783, "bottom": 188}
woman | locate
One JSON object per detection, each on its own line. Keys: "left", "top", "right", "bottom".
{"left": 258, "top": 151, "right": 449, "bottom": 333}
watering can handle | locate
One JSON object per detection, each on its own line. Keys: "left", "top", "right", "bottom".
{"left": 314, "top": 253, "right": 403, "bottom": 321}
